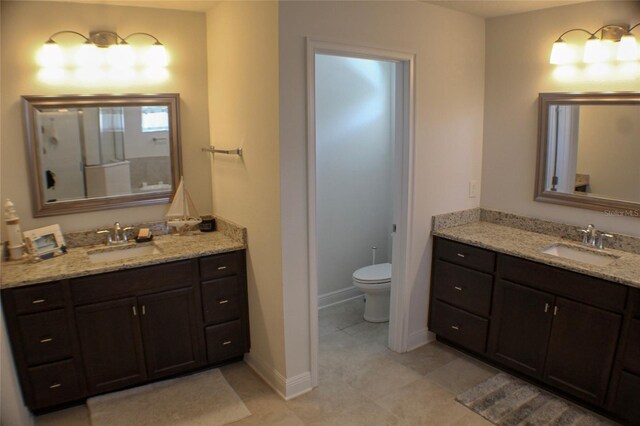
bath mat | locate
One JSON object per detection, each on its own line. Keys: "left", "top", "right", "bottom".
{"left": 88, "top": 369, "right": 251, "bottom": 426}
{"left": 456, "top": 372, "right": 615, "bottom": 425}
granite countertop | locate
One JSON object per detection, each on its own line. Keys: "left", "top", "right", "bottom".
{"left": 1, "top": 231, "right": 245, "bottom": 289}
{"left": 433, "top": 222, "right": 640, "bottom": 289}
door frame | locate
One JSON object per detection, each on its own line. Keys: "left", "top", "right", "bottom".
{"left": 306, "top": 38, "right": 416, "bottom": 387}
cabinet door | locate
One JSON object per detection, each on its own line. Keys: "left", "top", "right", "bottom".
{"left": 488, "top": 279, "right": 554, "bottom": 377}
{"left": 76, "top": 297, "right": 146, "bottom": 394}
{"left": 139, "top": 288, "right": 200, "bottom": 379}
{"left": 544, "top": 297, "right": 621, "bottom": 405}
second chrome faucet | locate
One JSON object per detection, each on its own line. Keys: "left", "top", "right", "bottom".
{"left": 579, "top": 224, "right": 613, "bottom": 250}
{"left": 97, "top": 222, "right": 135, "bottom": 245}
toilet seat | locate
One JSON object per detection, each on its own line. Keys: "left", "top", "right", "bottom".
{"left": 352, "top": 263, "right": 392, "bottom": 285}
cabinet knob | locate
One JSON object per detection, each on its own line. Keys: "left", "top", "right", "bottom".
{"left": 40, "top": 337, "right": 53, "bottom": 343}
{"left": 222, "top": 340, "right": 232, "bottom": 345}
{"left": 451, "top": 325, "right": 460, "bottom": 331}
{"left": 454, "top": 286, "right": 463, "bottom": 291}
{"left": 32, "top": 299, "right": 46, "bottom": 304}
{"left": 49, "top": 383, "right": 62, "bottom": 389}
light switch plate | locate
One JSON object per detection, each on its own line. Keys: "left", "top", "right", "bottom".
{"left": 469, "top": 180, "right": 478, "bottom": 198}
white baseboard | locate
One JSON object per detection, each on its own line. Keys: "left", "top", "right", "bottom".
{"left": 318, "top": 286, "right": 363, "bottom": 309}
{"left": 244, "top": 353, "right": 313, "bottom": 400}
{"left": 406, "top": 328, "right": 435, "bottom": 351}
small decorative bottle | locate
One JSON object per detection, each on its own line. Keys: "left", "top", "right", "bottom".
{"left": 4, "top": 199, "right": 25, "bottom": 260}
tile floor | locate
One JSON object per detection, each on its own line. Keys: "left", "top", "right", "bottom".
{"left": 32, "top": 297, "right": 592, "bottom": 425}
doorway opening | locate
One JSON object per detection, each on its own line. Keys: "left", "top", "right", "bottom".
{"left": 306, "top": 40, "right": 415, "bottom": 387}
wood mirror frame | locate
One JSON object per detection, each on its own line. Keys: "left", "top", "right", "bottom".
{"left": 535, "top": 92, "right": 640, "bottom": 216}
{"left": 23, "top": 93, "right": 182, "bottom": 217}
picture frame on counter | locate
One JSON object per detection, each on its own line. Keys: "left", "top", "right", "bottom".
{"left": 23, "top": 224, "right": 66, "bottom": 259}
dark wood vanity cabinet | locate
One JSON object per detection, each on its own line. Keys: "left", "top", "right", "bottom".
{"left": 430, "top": 237, "right": 637, "bottom": 423}
{"left": 1, "top": 249, "right": 249, "bottom": 412}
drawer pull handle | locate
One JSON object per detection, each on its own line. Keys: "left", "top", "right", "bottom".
{"left": 454, "top": 286, "right": 463, "bottom": 291}
{"left": 223, "top": 340, "right": 232, "bottom": 345}
{"left": 219, "top": 299, "right": 229, "bottom": 304}
{"left": 544, "top": 303, "right": 550, "bottom": 313}
{"left": 32, "top": 299, "right": 46, "bottom": 304}
{"left": 456, "top": 253, "right": 466, "bottom": 258}
{"left": 49, "top": 383, "right": 61, "bottom": 389}
{"left": 451, "top": 325, "right": 460, "bottom": 330}
{"left": 217, "top": 266, "right": 227, "bottom": 270}
{"left": 40, "top": 338, "right": 53, "bottom": 343}
{"left": 553, "top": 306, "right": 558, "bottom": 316}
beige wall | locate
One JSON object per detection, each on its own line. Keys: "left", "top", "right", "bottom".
{"left": 279, "top": 1, "right": 485, "bottom": 378}
{"left": 0, "top": 1, "right": 212, "bottom": 233}
{"left": 482, "top": 1, "right": 640, "bottom": 235}
{"left": 206, "top": 1, "right": 286, "bottom": 382}
{"left": 576, "top": 106, "right": 640, "bottom": 202}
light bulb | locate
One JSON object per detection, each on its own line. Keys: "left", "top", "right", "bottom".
{"left": 617, "top": 33, "right": 638, "bottom": 61}
{"left": 38, "top": 42, "right": 64, "bottom": 67}
{"left": 75, "top": 42, "right": 103, "bottom": 67}
{"left": 583, "top": 36, "right": 605, "bottom": 63}
{"left": 145, "top": 43, "right": 169, "bottom": 67}
{"left": 108, "top": 43, "right": 135, "bottom": 68}
{"left": 550, "top": 39, "right": 575, "bottom": 64}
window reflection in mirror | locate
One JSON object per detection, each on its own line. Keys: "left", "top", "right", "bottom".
{"left": 536, "top": 92, "right": 640, "bottom": 214}
{"left": 23, "top": 94, "right": 181, "bottom": 217}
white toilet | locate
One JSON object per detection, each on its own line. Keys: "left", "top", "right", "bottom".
{"left": 352, "top": 263, "right": 392, "bottom": 323}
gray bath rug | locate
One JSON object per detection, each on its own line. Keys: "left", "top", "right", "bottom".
{"left": 456, "top": 372, "right": 616, "bottom": 425}
{"left": 88, "top": 369, "right": 251, "bottom": 426}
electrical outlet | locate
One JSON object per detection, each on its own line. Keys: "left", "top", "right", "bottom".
{"left": 469, "top": 180, "right": 478, "bottom": 198}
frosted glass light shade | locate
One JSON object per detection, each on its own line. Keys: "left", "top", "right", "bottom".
{"left": 583, "top": 37, "right": 605, "bottom": 63}
{"left": 617, "top": 34, "right": 638, "bottom": 61}
{"left": 145, "top": 44, "right": 169, "bottom": 67}
{"left": 107, "top": 44, "right": 135, "bottom": 68}
{"left": 550, "top": 39, "right": 575, "bottom": 64}
{"left": 38, "top": 42, "right": 64, "bottom": 67}
{"left": 75, "top": 43, "right": 103, "bottom": 67}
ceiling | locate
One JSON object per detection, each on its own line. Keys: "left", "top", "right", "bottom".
{"left": 425, "top": 0, "right": 596, "bottom": 18}
{"left": 37, "top": 0, "right": 596, "bottom": 18}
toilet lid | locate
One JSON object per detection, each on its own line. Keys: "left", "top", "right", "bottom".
{"left": 353, "top": 263, "right": 392, "bottom": 283}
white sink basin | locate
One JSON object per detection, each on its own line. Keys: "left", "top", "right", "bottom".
{"left": 88, "top": 244, "right": 161, "bottom": 264}
{"left": 542, "top": 244, "right": 619, "bottom": 267}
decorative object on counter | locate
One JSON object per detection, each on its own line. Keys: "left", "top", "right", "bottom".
{"left": 3, "top": 199, "right": 26, "bottom": 260}
{"left": 199, "top": 215, "right": 216, "bottom": 232}
{"left": 166, "top": 176, "right": 201, "bottom": 235}
{"left": 23, "top": 224, "right": 66, "bottom": 260}
{"left": 135, "top": 228, "right": 153, "bottom": 243}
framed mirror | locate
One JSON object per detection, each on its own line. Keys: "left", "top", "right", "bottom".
{"left": 535, "top": 92, "right": 640, "bottom": 216}
{"left": 23, "top": 94, "right": 182, "bottom": 217}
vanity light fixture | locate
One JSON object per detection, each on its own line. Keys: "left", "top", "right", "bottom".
{"left": 38, "top": 30, "right": 169, "bottom": 75}
{"left": 549, "top": 22, "right": 640, "bottom": 64}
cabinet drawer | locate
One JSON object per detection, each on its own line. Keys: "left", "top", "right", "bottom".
{"left": 28, "top": 359, "right": 82, "bottom": 409}
{"left": 498, "top": 255, "right": 627, "bottom": 312}
{"left": 12, "top": 283, "right": 64, "bottom": 314}
{"left": 202, "top": 277, "right": 240, "bottom": 324}
{"left": 200, "top": 252, "right": 240, "bottom": 281}
{"left": 612, "top": 371, "right": 640, "bottom": 424}
{"left": 435, "top": 238, "right": 495, "bottom": 273}
{"left": 430, "top": 300, "right": 488, "bottom": 354}
{"left": 433, "top": 260, "right": 493, "bottom": 317}
{"left": 71, "top": 260, "right": 193, "bottom": 304}
{"left": 18, "top": 309, "right": 72, "bottom": 366}
{"left": 624, "top": 319, "right": 640, "bottom": 375}
{"left": 205, "top": 320, "right": 244, "bottom": 363}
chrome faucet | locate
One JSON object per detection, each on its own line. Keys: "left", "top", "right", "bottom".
{"left": 578, "top": 224, "right": 613, "bottom": 250}
{"left": 96, "top": 222, "right": 135, "bottom": 245}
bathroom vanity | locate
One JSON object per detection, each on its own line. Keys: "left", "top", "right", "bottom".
{"left": 1, "top": 231, "right": 249, "bottom": 413}
{"left": 429, "top": 222, "right": 640, "bottom": 424}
